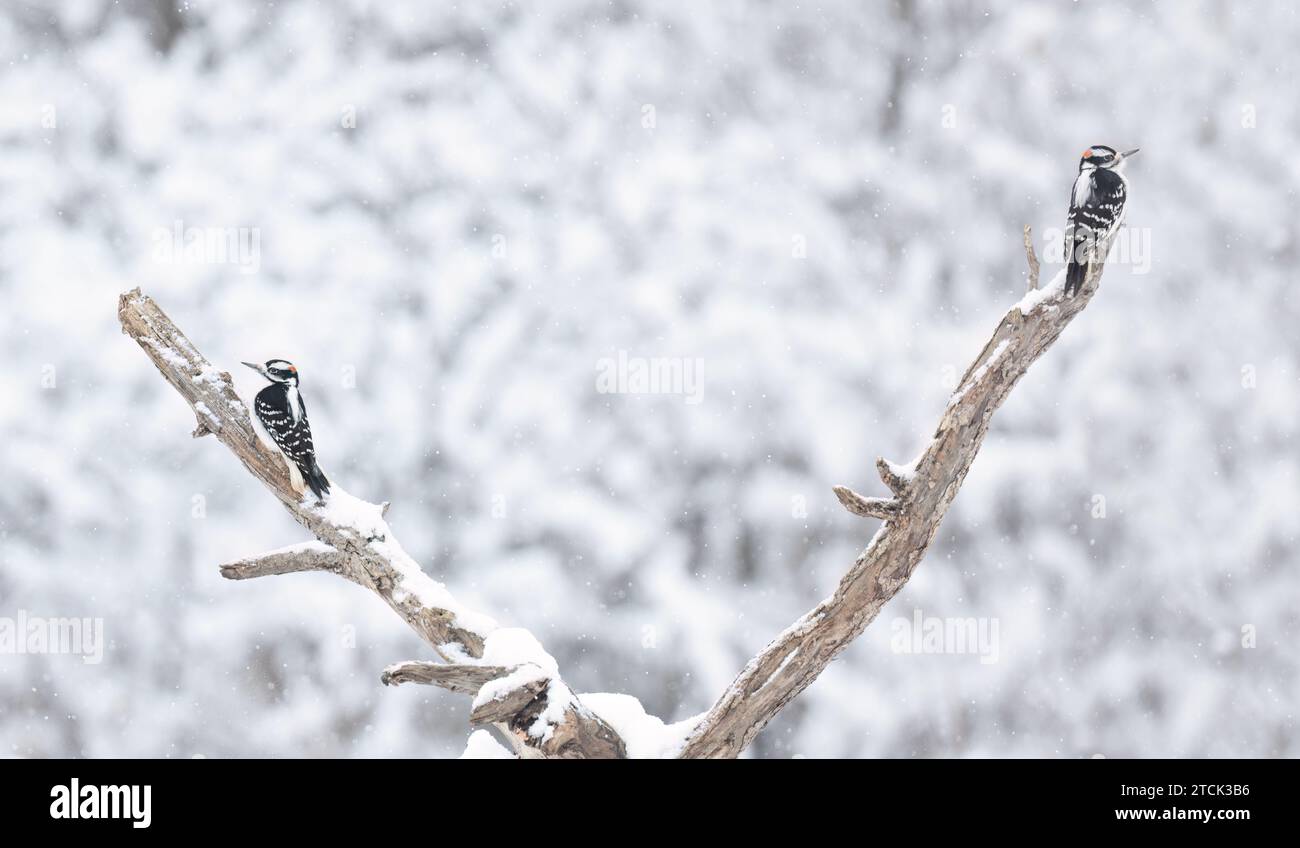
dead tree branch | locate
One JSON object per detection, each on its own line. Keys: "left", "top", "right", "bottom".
{"left": 1023, "top": 224, "right": 1041, "bottom": 291}
{"left": 832, "top": 486, "right": 900, "bottom": 520}
{"left": 121, "top": 223, "right": 1109, "bottom": 760}
{"left": 677, "top": 240, "right": 1111, "bottom": 758}
{"left": 118, "top": 288, "right": 625, "bottom": 759}
{"left": 219, "top": 541, "right": 344, "bottom": 580}
{"left": 379, "top": 659, "right": 553, "bottom": 729}
{"left": 380, "top": 661, "right": 512, "bottom": 693}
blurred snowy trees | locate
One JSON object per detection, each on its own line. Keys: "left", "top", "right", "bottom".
{"left": 1, "top": 0, "right": 1297, "bottom": 757}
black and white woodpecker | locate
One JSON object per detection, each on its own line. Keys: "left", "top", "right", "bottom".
{"left": 1064, "top": 144, "right": 1139, "bottom": 297}
{"left": 242, "top": 359, "right": 331, "bottom": 500}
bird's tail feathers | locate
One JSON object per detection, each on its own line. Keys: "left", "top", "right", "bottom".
{"left": 304, "top": 462, "right": 331, "bottom": 500}
{"left": 1064, "top": 257, "right": 1087, "bottom": 298}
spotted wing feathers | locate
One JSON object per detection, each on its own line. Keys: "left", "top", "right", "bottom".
{"left": 254, "top": 385, "right": 330, "bottom": 498}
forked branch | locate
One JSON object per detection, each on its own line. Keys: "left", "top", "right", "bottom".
{"left": 677, "top": 234, "right": 1111, "bottom": 758}
{"left": 121, "top": 223, "right": 1109, "bottom": 760}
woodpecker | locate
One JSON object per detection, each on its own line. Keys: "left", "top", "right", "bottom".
{"left": 242, "top": 359, "right": 330, "bottom": 500}
{"left": 1064, "top": 144, "right": 1139, "bottom": 297}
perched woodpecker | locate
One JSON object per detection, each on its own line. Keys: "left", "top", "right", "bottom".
{"left": 242, "top": 359, "right": 330, "bottom": 499}
{"left": 1064, "top": 144, "right": 1139, "bottom": 297}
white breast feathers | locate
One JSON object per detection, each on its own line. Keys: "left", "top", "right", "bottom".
{"left": 286, "top": 386, "right": 301, "bottom": 424}
{"left": 1072, "top": 171, "right": 1093, "bottom": 207}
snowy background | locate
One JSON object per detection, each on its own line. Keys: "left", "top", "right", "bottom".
{"left": 2, "top": 0, "right": 1298, "bottom": 758}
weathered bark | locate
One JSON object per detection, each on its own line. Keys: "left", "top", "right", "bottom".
{"left": 219, "top": 542, "right": 344, "bottom": 580}
{"left": 118, "top": 288, "right": 626, "bottom": 759}
{"left": 1023, "top": 224, "right": 1042, "bottom": 291}
{"left": 380, "top": 660, "right": 553, "bottom": 728}
{"left": 121, "top": 224, "right": 1107, "bottom": 759}
{"left": 380, "top": 661, "right": 512, "bottom": 694}
{"left": 467, "top": 669, "right": 552, "bottom": 725}
{"left": 678, "top": 236, "right": 1106, "bottom": 758}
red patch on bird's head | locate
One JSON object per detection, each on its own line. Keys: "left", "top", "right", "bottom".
{"left": 1081, "top": 148, "right": 1093, "bottom": 159}
{"left": 288, "top": 365, "right": 297, "bottom": 373}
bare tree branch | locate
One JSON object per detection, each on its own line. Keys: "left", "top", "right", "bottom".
{"left": 380, "top": 659, "right": 581, "bottom": 746}
{"left": 678, "top": 241, "right": 1111, "bottom": 758}
{"left": 1023, "top": 224, "right": 1041, "bottom": 292}
{"left": 381, "top": 661, "right": 511, "bottom": 694}
{"left": 120, "top": 224, "right": 1111, "bottom": 760}
{"left": 219, "top": 541, "right": 344, "bottom": 580}
{"left": 832, "top": 486, "right": 900, "bottom": 520}
{"left": 119, "top": 288, "right": 626, "bottom": 759}
{"left": 467, "top": 666, "right": 552, "bottom": 725}
{"left": 875, "top": 456, "right": 912, "bottom": 497}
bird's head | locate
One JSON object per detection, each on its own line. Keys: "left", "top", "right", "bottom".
{"left": 1079, "top": 145, "right": 1140, "bottom": 172}
{"left": 242, "top": 359, "right": 299, "bottom": 385}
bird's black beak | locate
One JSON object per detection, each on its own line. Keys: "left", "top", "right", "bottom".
{"left": 1119, "top": 147, "right": 1140, "bottom": 159}
{"left": 242, "top": 361, "right": 266, "bottom": 376}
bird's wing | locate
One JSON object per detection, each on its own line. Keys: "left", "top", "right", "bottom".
{"left": 255, "top": 394, "right": 316, "bottom": 468}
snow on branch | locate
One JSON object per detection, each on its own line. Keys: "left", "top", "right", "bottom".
{"left": 118, "top": 288, "right": 626, "bottom": 759}
{"left": 119, "top": 223, "right": 1110, "bottom": 760}
{"left": 380, "top": 659, "right": 556, "bottom": 724}
{"left": 676, "top": 234, "right": 1112, "bottom": 758}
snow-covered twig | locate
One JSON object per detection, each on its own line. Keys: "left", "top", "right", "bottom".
{"left": 677, "top": 235, "right": 1112, "bottom": 758}
{"left": 874, "top": 456, "right": 912, "bottom": 497}
{"left": 118, "top": 288, "right": 626, "bottom": 759}
{"left": 468, "top": 665, "right": 552, "bottom": 724}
